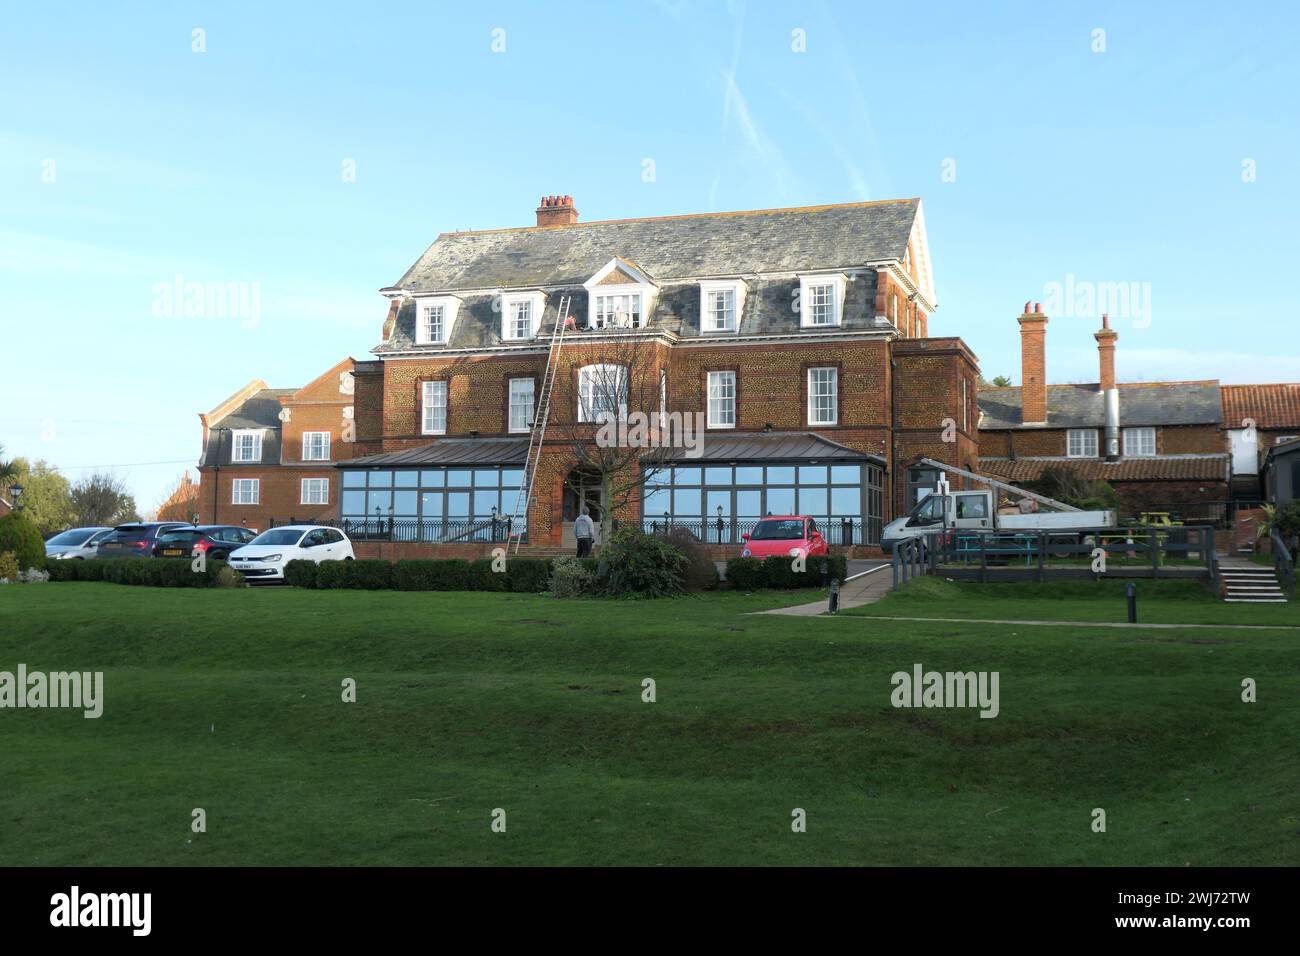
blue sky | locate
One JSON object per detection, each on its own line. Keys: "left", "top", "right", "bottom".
{"left": 2, "top": 0, "right": 1297, "bottom": 511}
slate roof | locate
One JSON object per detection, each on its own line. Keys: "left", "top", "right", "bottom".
{"left": 343, "top": 438, "right": 528, "bottom": 468}
{"left": 978, "top": 382, "right": 1222, "bottom": 429}
{"left": 1221, "top": 383, "right": 1300, "bottom": 429}
{"left": 653, "top": 432, "right": 885, "bottom": 465}
{"left": 200, "top": 388, "right": 294, "bottom": 466}
{"left": 374, "top": 200, "right": 921, "bottom": 353}
{"left": 393, "top": 200, "right": 920, "bottom": 292}
{"left": 980, "top": 455, "right": 1230, "bottom": 483}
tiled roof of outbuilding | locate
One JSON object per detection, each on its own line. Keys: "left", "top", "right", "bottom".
{"left": 1221, "top": 383, "right": 1300, "bottom": 430}
{"left": 980, "top": 454, "right": 1229, "bottom": 483}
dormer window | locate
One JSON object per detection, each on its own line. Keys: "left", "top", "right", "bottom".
{"left": 501, "top": 291, "right": 545, "bottom": 340}
{"left": 699, "top": 279, "right": 745, "bottom": 333}
{"left": 230, "top": 429, "right": 263, "bottom": 462}
{"left": 583, "top": 257, "right": 657, "bottom": 331}
{"left": 799, "top": 274, "right": 845, "bottom": 328}
{"left": 413, "top": 295, "right": 460, "bottom": 345}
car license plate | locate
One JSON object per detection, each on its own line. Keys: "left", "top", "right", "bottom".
{"left": 163, "top": 549, "right": 183, "bottom": 556}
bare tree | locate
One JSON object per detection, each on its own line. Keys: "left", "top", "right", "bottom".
{"left": 547, "top": 331, "right": 690, "bottom": 543}
{"left": 70, "top": 472, "right": 139, "bottom": 527}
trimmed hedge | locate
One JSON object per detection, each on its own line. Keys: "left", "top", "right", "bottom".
{"left": 44, "top": 557, "right": 245, "bottom": 587}
{"left": 283, "top": 559, "right": 318, "bottom": 589}
{"left": 724, "top": 554, "right": 848, "bottom": 590}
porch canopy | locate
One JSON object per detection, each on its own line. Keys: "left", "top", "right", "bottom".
{"left": 641, "top": 432, "right": 886, "bottom": 546}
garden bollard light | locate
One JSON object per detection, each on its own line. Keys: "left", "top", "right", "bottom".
{"left": 1126, "top": 582, "right": 1137, "bottom": 623}
{"left": 828, "top": 578, "right": 840, "bottom": 615}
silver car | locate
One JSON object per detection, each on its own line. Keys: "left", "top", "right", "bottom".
{"left": 45, "top": 527, "right": 114, "bottom": 560}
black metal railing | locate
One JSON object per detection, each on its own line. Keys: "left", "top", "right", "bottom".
{"left": 337, "top": 516, "right": 521, "bottom": 544}
{"left": 642, "top": 515, "right": 879, "bottom": 547}
{"left": 1272, "top": 529, "right": 1296, "bottom": 592}
{"left": 891, "top": 535, "right": 932, "bottom": 589}
{"left": 925, "top": 524, "right": 1217, "bottom": 582}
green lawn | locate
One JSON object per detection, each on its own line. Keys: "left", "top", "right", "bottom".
{"left": 1, "top": 582, "right": 1296, "bottom": 866}
{"left": 851, "top": 576, "right": 1298, "bottom": 627}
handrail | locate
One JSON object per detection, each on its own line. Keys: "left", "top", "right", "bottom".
{"left": 1272, "top": 529, "right": 1296, "bottom": 591}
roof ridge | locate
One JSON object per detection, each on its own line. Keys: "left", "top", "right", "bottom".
{"left": 437, "top": 197, "right": 920, "bottom": 238}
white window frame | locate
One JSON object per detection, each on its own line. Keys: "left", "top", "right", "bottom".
{"left": 590, "top": 289, "right": 645, "bottom": 330}
{"left": 421, "top": 380, "right": 448, "bottom": 435}
{"left": 807, "top": 367, "right": 838, "bottom": 426}
{"left": 412, "top": 295, "right": 460, "bottom": 345}
{"left": 707, "top": 370, "right": 737, "bottom": 428}
{"left": 300, "top": 478, "right": 329, "bottom": 505}
{"left": 301, "top": 431, "right": 330, "bottom": 461}
{"left": 799, "top": 274, "right": 846, "bottom": 328}
{"left": 501, "top": 291, "right": 545, "bottom": 341}
{"left": 578, "top": 364, "right": 629, "bottom": 423}
{"left": 508, "top": 377, "right": 535, "bottom": 434}
{"left": 699, "top": 279, "right": 745, "bottom": 334}
{"left": 1123, "top": 427, "right": 1156, "bottom": 458}
{"left": 1067, "top": 429, "right": 1099, "bottom": 458}
{"left": 231, "top": 478, "right": 260, "bottom": 505}
{"left": 582, "top": 258, "right": 658, "bottom": 330}
{"left": 230, "top": 429, "right": 263, "bottom": 463}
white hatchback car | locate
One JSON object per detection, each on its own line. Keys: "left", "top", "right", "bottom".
{"left": 45, "top": 527, "right": 114, "bottom": 560}
{"left": 227, "top": 525, "right": 355, "bottom": 582}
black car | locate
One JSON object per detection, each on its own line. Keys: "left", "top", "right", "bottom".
{"left": 93, "top": 522, "right": 192, "bottom": 559}
{"left": 152, "top": 525, "right": 259, "bottom": 561}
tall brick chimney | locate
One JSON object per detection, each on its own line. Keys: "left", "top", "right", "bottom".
{"left": 1017, "top": 301, "right": 1049, "bottom": 425}
{"left": 535, "top": 194, "right": 578, "bottom": 227}
{"left": 1095, "top": 313, "right": 1121, "bottom": 460}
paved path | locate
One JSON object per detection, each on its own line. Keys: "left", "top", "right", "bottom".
{"left": 820, "top": 614, "right": 1300, "bottom": 631}
{"left": 758, "top": 562, "right": 892, "bottom": 617}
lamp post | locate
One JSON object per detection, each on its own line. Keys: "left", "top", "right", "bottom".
{"left": 491, "top": 505, "right": 499, "bottom": 542}
{"left": 10, "top": 483, "right": 23, "bottom": 512}
{"left": 716, "top": 504, "right": 724, "bottom": 544}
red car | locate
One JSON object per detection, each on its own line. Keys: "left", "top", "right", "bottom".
{"left": 740, "top": 516, "right": 830, "bottom": 559}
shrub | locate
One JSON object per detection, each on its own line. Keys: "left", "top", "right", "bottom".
{"left": 506, "top": 558, "right": 551, "bottom": 593}
{"left": 468, "top": 558, "right": 507, "bottom": 591}
{"left": 664, "top": 527, "right": 719, "bottom": 592}
{"left": 549, "top": 556, "right": 596, "bottom": 598}
{"left": 283, "top": 559, "right": 319, "bottom": 589}
{"left": 212, "top": 564, "right": 246, "bottom": 588}
{"left": 598, "top": 528, "right": 687, "bottom": 598}
{"left": 391, "top": 559, "right": 473, "bottom": 591}
{"left": 724, "top": 553, "right": 847, "bottom": 590}
{"left": 0, "top": 552, "right": 19, "bottom": 582}
{"left": 0, "top": 513, "right": 45, "bottom": 571}
{"left": 724, "top": 556, "right": 765, "bottom": 591}
{"left": 316, "top": 560, "right": 348, "bottom": 589}
{"left": 346, "top": 559, "right": 393, "bottom": 590}
{"left": 19, "top": 567, "right": 50, "bottom": 583}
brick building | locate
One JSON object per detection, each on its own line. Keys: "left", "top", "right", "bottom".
{"left": 195, "top": 358, "right": 359, "bottom": 529}
{"left": 337, "top": 196, "right": 980, "bottom": 555}
{"left": 1220, "top": 384, "right": 1300, "bottom": 500}
{"left": 977, "top": 305, "right": 1231, "bottom": 517}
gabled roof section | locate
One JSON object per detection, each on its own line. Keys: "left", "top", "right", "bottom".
{"left": 978, "top": 382, "right": 1222, "bottom": 430}
{"left": 584, "top": 257, "right": 656, "bottom": 289}
{"left": 391, "top": 198, "right": 922, "bottom": 293}
{"left": 199, "top": 382, "right": 294, "bottom": 467}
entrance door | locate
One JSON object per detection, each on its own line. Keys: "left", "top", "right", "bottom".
{"left": 562, "top": 469, "right": 605, "bottom": 548}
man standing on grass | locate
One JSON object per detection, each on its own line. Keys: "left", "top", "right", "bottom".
{"left": 574, "top": 505, "right": 595, "bottom": 558}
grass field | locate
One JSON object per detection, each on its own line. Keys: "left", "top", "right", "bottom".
{"left": 1, "top": 582, "right": 1297, "bottom": 866}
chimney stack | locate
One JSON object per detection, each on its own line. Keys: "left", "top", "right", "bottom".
{"left": 1095, "top": 313, "right": 1121, "bottom": 460}
{"left": 535, "top": 194, "right": 578, "bottom": 228}
{"left": 1017, "top": 301, "right": 1049, "bottom": 425}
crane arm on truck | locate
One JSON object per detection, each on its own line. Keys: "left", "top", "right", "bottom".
{"left": 916, "top": 457, "right": 1082, "bottom": 513}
